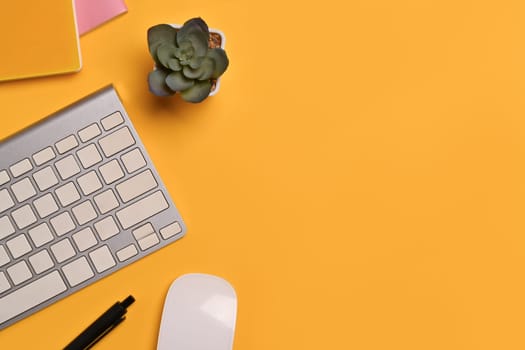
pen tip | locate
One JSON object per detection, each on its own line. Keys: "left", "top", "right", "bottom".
{"left": 121, "top": 295, "right": 135, "bottom": 309}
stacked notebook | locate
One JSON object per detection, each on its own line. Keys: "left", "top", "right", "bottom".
{"left": 0, "top": 0, "right": 127, "bottom": 82}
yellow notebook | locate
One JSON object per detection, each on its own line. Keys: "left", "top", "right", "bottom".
{"left": 0, "top": 0, "right": 82, "bottom": 82}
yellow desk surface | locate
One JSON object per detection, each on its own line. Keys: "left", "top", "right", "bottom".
{"left": 1, "top": 0, "right": 525, "bottom": 348}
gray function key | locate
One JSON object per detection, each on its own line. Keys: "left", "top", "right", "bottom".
{"left": 101, "top": 111, "right": 124, "bottom": 131}
{"left": 55, "top": 135, "right": 78, "bottom": 154}
{"left": 78, "top": 123, "right": 101, "bottom": 143}
{"left": 32, "top": 147, "right": 56, "bottom": 166}
{"left": 10, "top": 159, "right": 32, "bottom": 178}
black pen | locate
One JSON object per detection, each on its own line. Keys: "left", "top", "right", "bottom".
{"left": 64, "top": 295, "right": 135, "bottom": 350}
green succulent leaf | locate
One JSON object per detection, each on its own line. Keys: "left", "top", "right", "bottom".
{"left": 181, "top": 32, "right": 208, "bottom": 57}
{"left": 180, "top": 80, "right": 212, "bottom": 103}
{"left": 148, "top": 69, "right": 175, "bottom": 97}
{"left": 156, "top": 43, "right": 177, "bottom": 70}
{"left": 185, "top": 18, "right": 209, "bottom": 35}
{"left": 176, "top": 18, "right": 209, "bottom": 57}
{"left": 198, "top": 57, "right": 216, "bottom": 80}
{"left": 207, "top": 48, "right": 229, "bottom": 79}
{"left": 167, "top": 58, "right": 182, "bottom": 71}
{"left": 174, "top": 42, "right": 195, "bottom": 65}
{"left": 182, "top": 57, "right": 215, "bottom": 80}
{"left": 182, "top": 66, "right": 199, "bottom": 80}
{"left": 165, "top": 72, "right": 195, "bottom": 91}
{"left": 177, "top": 18, "right": 209, "bottom": 42}
{"left": 148, "top": 24, "right": 177, "bottom": 58}
{"left": 189, "top": 56, "right": 203, "bottom": 69}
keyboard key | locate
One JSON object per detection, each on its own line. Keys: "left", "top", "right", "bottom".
{"left": 29, "top": 250, "right": 54, "bottom": 274}
{"left": 50, "top": 212, "right": 76, "bottom": 236}
{"left": 0, "top": 271, "right": 67, "bottom": 325}
{"left": 132, "top": 222, "right": 155, "bottom": 240}
{"left": 76, "top": 144, "right": 102, "bottom": 169}
{"left": 99, "top": 159, "right": 124, "bottom": 184}
{"left": 121, "top": 148, "right": 146, "bottom": 173}
{"left": 32, "top": 147, "right": 56, "bottom": 166}
{"left": 101, "top": 111, "right": 124, "bottom": 131}
{"left": 55, "top": 135, "right": 78, "bottom": 154}
{"left": 0, "top": 170, "right": 10, "bottom": 186}
{"left": 93, "top": 189, "right": 119, "bottom": 214}
{"left": 72, "top": 200, "right": 97, "bottom": 225}
{"left": 28, "top": 223, "right": 54, "bottom": 247}
{"left": 0, "top": 216, "right": 15, "bottom": 240}
{"left": 132, "top": 223, "right": 160, "bottom": 250}
{"left": 6, "top": 234, "right": 32, "bottom": 259}
{"left": 50, "top": 238, "right": 75, "bottom": 263}
{"left": 10, "top": 159, "right": 32, "bottom": 178}
{"left": 99, "top": 127, "right": 135, "bottom": 157}
{"left": 0, "top": 189, "right": 15, "bottom": 214}
{"left": 94, "top": 217, "right": 119, "bottom": 241}
{"left": 77, "top": 171, "right": 103, "bottom": 195}
{"left": 62, "top": 257, "right": 94, "bottom": 287}
{"left": 55, "top": 182, "right": 81, "bottom": 207}
{"left": 55, "top": 155, "right": 81, "bottom": 180}
{"left": 0, "top": 272, "right": 10, "bottom": 293}
{"left": 7, "top": 261, "right": 32, "bottom": 285}
{"left": 11, "top": 177, "right": 37, "bottom": 202}
{"left": 89, "top": 245, "right": 116, "bottom": 273}
{"left": 33, "top": 193, "right": 59, "bottom": 218}
{"left": 11, "top": 205, "right": 37, "bottom": 229}
{"left": 72, "top": 227, "right": 97, "bottom": 252}
{"left": 138, "top": 233, "right": 159, "bottom": 250}
{"left": 116, "top": 170, "right": 157, "bottom": 203}
{"left": 116, "top": 191, "right": 168, "bottom": 229}
{"left": 33, "top": 166, "right": 58, "bottom": 191}
{"left": 0, "top": 246, "right": 10, "bottom": 268}
{"left": 160, "top": 222, "right": 183, "bottom": 240}
{"left": 78, "top": 123, "right": 101, "bottom": 142}
{"left": 116, "top": 244, "right": 138, "bottom": 262}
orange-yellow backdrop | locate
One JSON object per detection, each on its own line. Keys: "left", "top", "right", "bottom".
{"left": 1, "top": 0, "right": 525, "bottom": 349}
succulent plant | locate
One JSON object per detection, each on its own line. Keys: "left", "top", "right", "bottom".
{"left": 147, "top": 18, "right": 229, "bottom": 103}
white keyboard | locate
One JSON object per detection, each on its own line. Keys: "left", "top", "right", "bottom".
{"left": 0, "top": 86, "right": 186, "bottom": 330}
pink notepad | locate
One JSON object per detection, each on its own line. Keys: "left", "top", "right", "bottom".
{"left": 75, "top": 0, "right": 127, "bottom": 35}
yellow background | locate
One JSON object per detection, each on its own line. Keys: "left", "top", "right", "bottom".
{"left": 1, "top": 0, "right": 525, "bottom": 348}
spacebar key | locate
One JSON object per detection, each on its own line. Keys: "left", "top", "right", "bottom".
{"left": 0, "top": 271, "right": 67, "bottom": 325}
{"left": 116, "top": 190, "right": 169, "bottom": 229}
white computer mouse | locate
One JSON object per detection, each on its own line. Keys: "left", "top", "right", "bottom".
{"left": 157, "top": 273, "right": 237, "bottom": 350}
